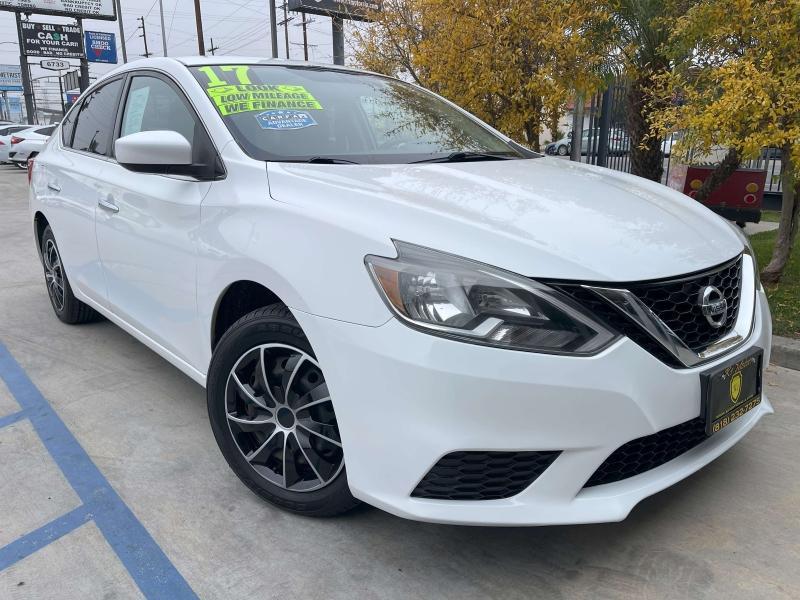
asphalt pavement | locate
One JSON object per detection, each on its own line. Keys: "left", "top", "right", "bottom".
{"left": 0, "top": 164, "right": 798, "bottom": 599}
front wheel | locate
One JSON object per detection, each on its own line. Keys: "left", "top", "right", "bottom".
{"left": 557, "top": 144, "right": 568, "bottom": 156}
{"left": 40, "top": 225, "right": 98, "bottom": 324}
{"left": 207, "top": 304, "right": 359, "bottom": 517}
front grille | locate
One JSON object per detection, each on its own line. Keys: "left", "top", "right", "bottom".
{"left": 412, "top": 451, "right": 560, "bottom": 501}
{"left": 584, "top": 417, "right": 708, "bottom": 487}
{"left": 626, "top": 258, "right": 742, "bottom": 352}
{"left": 553, "top": 256, "right": 743, "bottom": 367}
{"left": 557, "top": 286, "right": 684, "bottom": 368}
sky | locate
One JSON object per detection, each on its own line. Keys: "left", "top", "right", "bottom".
{"left": 0, "top": 0, "right": 364, "bottom": 116}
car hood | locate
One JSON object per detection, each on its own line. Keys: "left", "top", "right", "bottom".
{"left": 266, "top": 157, "right": 743, "bottom": 282}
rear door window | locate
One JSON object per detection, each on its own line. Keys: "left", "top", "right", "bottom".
{"left": 71, "top": 78, "right": 124, "bottom": 156}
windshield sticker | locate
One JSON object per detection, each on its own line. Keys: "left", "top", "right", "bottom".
{"left": 256, "top": 110, "right": 318, "bottom": 130}
{"left": 205, "top": 83, "right": 323, "bottom": 116}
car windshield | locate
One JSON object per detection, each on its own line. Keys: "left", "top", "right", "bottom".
{"left": 190, "top": 64, "right": 530, "bottom": 164}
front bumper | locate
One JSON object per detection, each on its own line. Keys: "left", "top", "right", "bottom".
{"left": 294, "top": 289, "right": 772, "bottom": 525}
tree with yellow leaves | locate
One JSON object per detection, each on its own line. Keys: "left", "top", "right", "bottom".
{"left": 650, "top": 0, "right": 800, "bottom": 283}
{"left": 353, "top": 0, "right": 608, "bottom": 151}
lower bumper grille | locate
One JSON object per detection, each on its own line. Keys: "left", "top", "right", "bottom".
{"left": 584, "top": 417, "right": 708, "bottom": 487}
{"left": 412, "top": 451, "right": 560, "bottom": 501}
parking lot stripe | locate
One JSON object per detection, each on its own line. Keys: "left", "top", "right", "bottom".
{"left": 0, "top": 505, "right": 91, "bottom": 571}
{"left": 0, "top": 409, "right": 26, "bottom": 429}
{"left": 0, "top": 341, "right": 198, "bottom": 600}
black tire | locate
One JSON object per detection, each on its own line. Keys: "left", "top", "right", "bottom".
{"left": 207, "top": 303, "right": 359, "bottom": 517}
{"left": 40, "top": 225, "right": 99, "bottom": 324}
{"left": 557, "top": 144, "right": 568, "bottom": 156}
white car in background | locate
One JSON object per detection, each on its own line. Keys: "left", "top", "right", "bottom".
{"left": 9, "top": 124, "right": 56, "bottom": 168}
{"left": 28, "top": 58, "right": 772, "bottom": 525}
{"left": 0, "top": 124, "right": 35, "bottom": 163}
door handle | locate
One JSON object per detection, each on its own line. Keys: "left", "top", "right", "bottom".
{"left": 47, "top": 182, "right": 61, "bottom": 192}
{"left": 98, "top": 197, "right": 119, "bottom": 213}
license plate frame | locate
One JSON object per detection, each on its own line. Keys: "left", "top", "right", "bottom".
{"left": 700, "top": 347, "right": 763, "bottom": 436}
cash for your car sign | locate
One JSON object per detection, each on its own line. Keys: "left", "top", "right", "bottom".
{"left": 0, "top": 0, "right": 116, "bottom": 20}
{"left": 21, "top": 22, "right": 83, "bottom": 59}
{"left": 0, "top": 65, "right": 22, "bottom": 91}
{"left": 85, "top": 31, "right": 117, "bottom": 64}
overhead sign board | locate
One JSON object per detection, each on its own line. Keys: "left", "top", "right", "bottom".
{"left": 21, "top": 22, "right": 83, "bottom": 59}
{"left": 0, "top": 0, "right": 116, "bottom": 21}
{"left": 288, "top": 0, "right": 381, "bottom": 21}
{"left": 41, "top": 58, "right": 70, "bottom": 71}
{"left": 0, "top": 65, "right": 23, "bottom": 91}
{"left": 84, "top": 31, "right": 117, "bottom": 64}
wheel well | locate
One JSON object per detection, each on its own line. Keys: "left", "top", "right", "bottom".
{"left": 34, "top": 211, "right": 49, "bottom": 250}
{"left": 212, "top": 281, "right": 282, "bottom": 350}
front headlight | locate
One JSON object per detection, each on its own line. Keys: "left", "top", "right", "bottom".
{"left": 365, "top": 241, "right": 618, "bottom": 354}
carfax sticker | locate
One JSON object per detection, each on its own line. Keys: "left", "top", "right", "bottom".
{"left": 256, "top": 110, "right": 318, "bottom": 130}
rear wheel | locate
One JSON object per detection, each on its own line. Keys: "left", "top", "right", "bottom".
{"left": 207, "top": 304, "right": 359, "bottom": 517}
{"left": 40, "top": 226, "right": 98, "bottom": 324}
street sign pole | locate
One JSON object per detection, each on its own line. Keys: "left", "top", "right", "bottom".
{"left": 14, "top": 12, "right": 35, "bottom": 122}
{"left": 115, "top": 0, "right": 128, "bottom": 63}
{"left": 76, "top": 18, "right": 90, "bottom": 92}
{"left": 57, "top": 69, "right": 65, "bottom": 116}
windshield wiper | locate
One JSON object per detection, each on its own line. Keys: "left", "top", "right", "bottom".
{"left": 304, "top": 156, "right": 361, "bottom": 165}
{"left": 410, "top": 151, "right": 516, "bottom": 164}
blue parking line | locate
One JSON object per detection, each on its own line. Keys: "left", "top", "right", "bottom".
{"left": 0, "top": 409, "right": 26, "bottom": 429}
{"left": 0, "top": 341, "right": 197, "bottom": 600}
{"left": 0, "top": 505, "right": 91, "bottom": 570}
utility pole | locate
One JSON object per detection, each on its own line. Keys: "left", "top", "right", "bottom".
{"left": 193, "top": 0, "right": 205, "bottom": 55}
{"left": 115, "top": 0, "right": 127, "bottom": 62}
{"left": 281, "top": 2, "right": 290, "bottom": 59}
{"left": 301, "top": 13, "right": 309, "bottom": 61}
{"left": 158, "top": 0, "right": 168, "bottom": 56}
{"left": 268, "top": 0, "right": 278, "bottom": 58}
{"left": 15, "top": 12, "right": 35, "bottom": 122}
{"left": 138, "top": 17, "right": 152, "bottom": 58}
{"left": 208, "top": 38, "right": 220, "bottom": 56}
{"left": 331, "top": 16, "right": 344, "bottom": 66}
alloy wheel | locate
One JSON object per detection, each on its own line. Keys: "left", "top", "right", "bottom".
{"left": 43, "top": 238, "right": 65, "bottom": 312}
{"left": 225, "top": 343, "right": 344, "bottom": 492}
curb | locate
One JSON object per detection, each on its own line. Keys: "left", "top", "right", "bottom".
{"left": 770, "top": 335, "right": 800, "bottom": 371}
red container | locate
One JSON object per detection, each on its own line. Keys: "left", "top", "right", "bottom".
{"left": 682, "top": 166, "right": 767, "bottom": 224}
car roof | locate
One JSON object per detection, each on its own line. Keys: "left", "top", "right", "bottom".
{"left": 104, "top": 56, "right": 381, "bottom": 80}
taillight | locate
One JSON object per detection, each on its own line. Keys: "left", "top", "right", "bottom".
{"left": 0, "top": 140, "right": 5, "bottom": 145}
{"left": 27, "top": 158, "right": 34, "bottom": 185}
{"left": 10, "top": 136, "right": 24, "bottom": 145}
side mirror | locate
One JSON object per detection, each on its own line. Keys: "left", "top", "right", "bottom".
{"left": 115, "top": 130, "right": 215, "bottom": 178}
{"left": 567, "top": 131, "right": 573, "bottom": 139}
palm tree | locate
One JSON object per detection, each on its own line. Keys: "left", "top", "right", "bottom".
{"left": 607, "top": 0, "right": 677, "bottom": 182}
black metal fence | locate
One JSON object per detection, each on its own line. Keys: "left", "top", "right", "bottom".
{"left": 566, "top": 81, "right": 783, "bottom": 200}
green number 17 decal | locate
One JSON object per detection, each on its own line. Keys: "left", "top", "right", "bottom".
{"left": 197, "top": 65, "right": 253, "bottom": 87}
{"left": 197, "top": 65, "right": 323, "bottom": 117}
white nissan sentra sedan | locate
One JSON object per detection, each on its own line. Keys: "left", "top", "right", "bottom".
{"left": 28, "top": 57, "right": 772, "bottom": 525}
